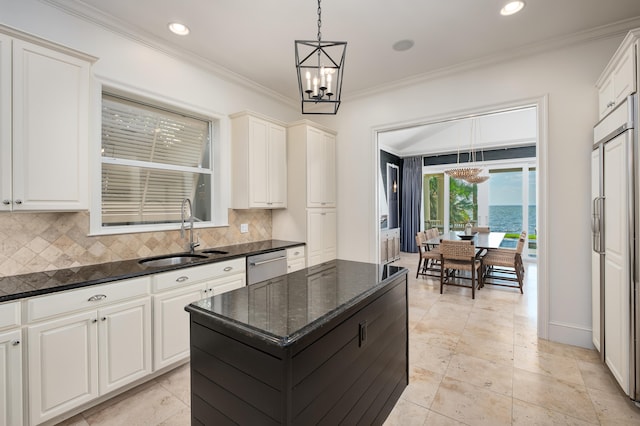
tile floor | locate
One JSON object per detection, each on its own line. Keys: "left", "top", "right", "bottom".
{"left": 58, "top": 252, "right": 640, "bottom": 425}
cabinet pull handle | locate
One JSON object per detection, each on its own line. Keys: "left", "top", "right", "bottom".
{"left": 294, "top": 251, "right": 300, "bottom": 255}
{"left": 250, "top": 256, "right": 286, "bottom": 267}
{"left": 11, "top": 340, "right": 20, "bottom": 346}
{"left": 14, "top": 200, "right": 22, "bottom": 205}
{"left": 607, "top": 101, "right": 615, "bottom": 108}
{"left": 223, "top": 266, "right": 233, "bottom": 272}
{"left": 2, "top": 200, "right": 9, "bottom": 205}
{"left": 88, "top": 294, "right": 107, "bottom": 302}
{"left": 176, "top": 276, "right": 189, "bottom": 283}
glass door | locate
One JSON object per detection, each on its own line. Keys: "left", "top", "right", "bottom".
{"left": 485, "top": 166, "right": 536, "bottom": 257}
{"left": 449, "top": 177, "right": 478, "bottom": 231}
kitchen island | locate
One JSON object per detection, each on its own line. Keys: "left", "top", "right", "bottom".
{"left": 185, "top": 259, "right": 408, "bottom": 425}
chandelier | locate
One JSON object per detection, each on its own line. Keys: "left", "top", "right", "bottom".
{"left": 295, "top": 0, "right": 347, "bottom": 114}
{"left": 444, "top": 118, "right": 490, "bottom": 184}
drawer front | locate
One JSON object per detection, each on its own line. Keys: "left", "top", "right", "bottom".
{"left": 26, "top": 276, "right": 151, "bottom": 323}
{"left": 152, "top": 258, "right": 246, "bottom": 293}
{"left": 0, "top": 301, "right": 20, "bottom": 330}
{"left": 287, "top": 246, "right": 305, "bottom": 260}
{"left": 288, "top": 258, "right": 306, "bottom": 273}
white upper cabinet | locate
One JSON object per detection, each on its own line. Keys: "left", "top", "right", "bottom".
{"left": 231, "top": 111, "right": 287, "bottom": 209}
{"left": 0, "top": 28, "right": 93, "bottom": 211}
{"left": 597, "top": 33, "right": 638, "bottom": 120}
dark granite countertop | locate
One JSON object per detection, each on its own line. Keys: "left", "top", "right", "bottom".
{"left": 0, "top": 240, "right": 304, "bottom": 303}
{"left": 186, "top": 259, "right": 408, "bottom": 347}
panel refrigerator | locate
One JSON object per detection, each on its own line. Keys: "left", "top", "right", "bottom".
{"left": 591, "top": 94, "right": 639, "bottom": 403}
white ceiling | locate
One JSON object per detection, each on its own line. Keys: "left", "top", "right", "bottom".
{"left": 45, "top": 0, "right": 640, "bottom": 103}
{"left": 378, "top": 107, "right": 537, "bottom": 157}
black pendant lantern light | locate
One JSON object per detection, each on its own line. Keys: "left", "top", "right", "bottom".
{"left": 295, "top": 0, "right": 347, "bottom": 114}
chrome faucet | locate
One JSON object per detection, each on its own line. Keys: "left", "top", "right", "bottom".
{"left": 180, "top": 198, "right": 200, "bottom": 253}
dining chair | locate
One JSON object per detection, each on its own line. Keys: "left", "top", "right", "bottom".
{"left": 481, "top": 231, "right": 526, "bottom": 293}
{"left": 415, "top": 232, "right": 440, "bottom": 278}
{"left": 439, "top": 239, "right": 482, "bottom": 299}
{"left": 424, "top": 227, "right": 439, "bottom": 248}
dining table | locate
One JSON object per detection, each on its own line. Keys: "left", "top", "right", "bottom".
{"left": 424, "top": 231, "right": 506, "bottom": 250}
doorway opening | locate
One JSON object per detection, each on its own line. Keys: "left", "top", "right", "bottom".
{"left": 375, "top": 99, "right": 547, "bottom": 337}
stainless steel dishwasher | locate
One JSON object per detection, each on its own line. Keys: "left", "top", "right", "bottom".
{"left": 247, "top": 249, "right": 288, "bottom": 285}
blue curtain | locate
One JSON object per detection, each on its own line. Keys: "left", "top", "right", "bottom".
{"left": 401, "top": 156, "right": 422, "bottom": 252}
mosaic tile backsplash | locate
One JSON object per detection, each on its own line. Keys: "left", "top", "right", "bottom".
{"left": 0, "top": 209, "right": 272, "bottom": 277}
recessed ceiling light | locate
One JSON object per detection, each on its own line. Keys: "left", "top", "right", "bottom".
{"left": 393, "top": 39, "right": 414, "bottom": 52}
{"left": 168, "top": 22, "right": 190, "bottom": 36}
{"left": 500, "top": 1, "right": 525, "bottom": 16}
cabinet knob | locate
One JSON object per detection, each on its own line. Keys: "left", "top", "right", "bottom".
{"left": 2, "top": 200, "right": 9, "bottom": 205}
{"left": 101, "top": 317, "right": 107, "bottom": 321}
{"left": 14, "top": 200, "right": 22, "bottom": 205}
{"left": 92, "top": 318, "right": 98, "bottom": 323}
{"left": 11, "top": 340, "right": 20, "bottom": 346}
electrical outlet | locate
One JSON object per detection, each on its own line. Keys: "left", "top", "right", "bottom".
{"left": 240, "top": 223, "right": 249, "bottom": 233}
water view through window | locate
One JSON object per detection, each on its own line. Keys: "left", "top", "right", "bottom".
{"left": 423, "top": 166, "right": 537, "bottom": 258}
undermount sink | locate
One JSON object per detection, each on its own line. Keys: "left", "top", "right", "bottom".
{"left": 200, "top": 249, "right": 229, "bottom": 255}
{"left": 139, "top": 253, "right": 208, "bottom": 267}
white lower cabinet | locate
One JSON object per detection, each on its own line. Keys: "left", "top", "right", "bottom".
{"left": 286, "top": 246, "right": 306, "bottom": 273}
{"left": 0, "top": 301, "right": 22, "bottom": 426}
{"left": 0, "top": 329, "right": 22, "bottom": 426}
{"left": 153, "top": 284, "right": 204, "bottom": 371}
{"left": 25, "top": 276, "right": 151, "bottom": 425}
{"left": 28, "top": 311, "right": 98, "bottom": 425}
{"left": 27, "top": 296, "right": 152, "bottom": 425}
{"left": 152, "top": 259, "right": 246, "bottom": 371}
{"left": 98, "top": 298, "right": 152, "bottom": 395}
{"left": 307, "top": 209, "right": 337, "bottom": 267}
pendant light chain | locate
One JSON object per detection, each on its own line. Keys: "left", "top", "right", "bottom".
{"left": 317, "top": 0, "right": 322, "bottom": 42}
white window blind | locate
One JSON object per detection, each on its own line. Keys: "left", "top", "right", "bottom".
{"left": 101, "top": 94, "right": 212, "bottom": 226}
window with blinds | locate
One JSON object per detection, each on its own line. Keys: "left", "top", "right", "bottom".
{"left": 101, "top": 94, "right": 212, "bottom": 226}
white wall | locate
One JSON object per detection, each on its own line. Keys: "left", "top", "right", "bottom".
{"left": 332, "top": 36, "right": 625, "bottom": 348}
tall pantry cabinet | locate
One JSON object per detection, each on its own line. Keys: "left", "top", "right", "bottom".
{"left": 273, "top": 121, "right": 337, "bottom": 267}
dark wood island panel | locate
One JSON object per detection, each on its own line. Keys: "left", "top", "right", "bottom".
{"left": 186, "top": 260, "right": 409, "bottom": 425}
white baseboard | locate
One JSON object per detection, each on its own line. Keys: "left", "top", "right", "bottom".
{"left": 547, "top": 320, "right": 595, "bottom": 349}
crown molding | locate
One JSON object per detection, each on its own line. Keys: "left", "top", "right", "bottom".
{"left": 40, "top": 0, "right": 298, "bottom": 108}
{"left": 348, "top": 16, "right": 640, "bottom": 101}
